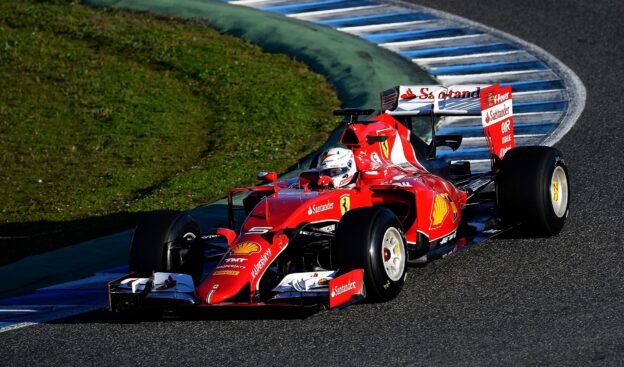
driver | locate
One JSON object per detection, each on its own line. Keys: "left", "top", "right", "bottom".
{"left": 317, "top": 147, "right": 357, "bottom": 188}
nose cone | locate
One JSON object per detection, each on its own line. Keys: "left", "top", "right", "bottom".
{"left": 196, "top": 250, "right": 254, "bottom": 304}
{"left": 196, "top": 234, "right": 285, "bottom": 305}
{"left": 197, "top": 277, "right": 247, "bottom": 305}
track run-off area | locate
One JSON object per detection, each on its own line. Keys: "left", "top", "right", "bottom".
{"left": 2, "top": 0, "right": 623, "bottom": 365}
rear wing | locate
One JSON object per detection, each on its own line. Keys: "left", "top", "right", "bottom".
{"left": 380, "top": 84, "right": 515, "bottom": 160}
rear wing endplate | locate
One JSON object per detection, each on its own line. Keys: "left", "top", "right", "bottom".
{"left": 380, "top": 84, "right": 515, "bottom": 160}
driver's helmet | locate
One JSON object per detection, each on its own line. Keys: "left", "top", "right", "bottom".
{"left": 317, "top": 147, "right": 357, "bottom": 188}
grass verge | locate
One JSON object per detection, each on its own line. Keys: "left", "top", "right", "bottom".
{"left": 0, "top": 0, "right": 340, "bottom": 265}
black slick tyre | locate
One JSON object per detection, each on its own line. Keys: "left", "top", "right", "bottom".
{"left": 496, "top": 146, "right": 570, "bottom": 236}
{"left": 129, "top": 210, "right": 203, "bottom": 283}
{"left": 333, "top": 207, "right": 407, "bottom": 302}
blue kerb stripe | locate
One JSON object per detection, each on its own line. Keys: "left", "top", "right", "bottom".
{"left": 362, "top": 27, "right": 480, "bottom": 44}
{"left": 428, "top": 60, "right": 548, "bottom": 75}
{"left": 502, "top": 79, "right": 565, "bottom": 92}
{"left": 513, "top": 101, "right": 567, "bottom": 113}
{"left": 317, "top": 12, "right": 437, "bottom": 27}
{"left": 438, "top": 122, "right": 556, "bottom": 137}
{"left": 437, "top": 147, "right": 489, "bottom": 160}
{"left": 261, "top": 0, "right": 346, "bottom": 12}
{"left": 400, "top": 43, "right": 517, "bottom": 59}
{"left": 262, "top": 0, "right": 375, "bottom": 15}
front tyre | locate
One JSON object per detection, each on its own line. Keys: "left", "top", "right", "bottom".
{"left": 496, "top": 146, "right": 570, "bottom": 236}
{"left": 333, "top": 207, "right": 407, "bottom": 302}
{"left": 129, "top": 210, "right": 203, "bottom": 283}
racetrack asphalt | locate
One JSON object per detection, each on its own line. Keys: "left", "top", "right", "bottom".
{"left": 2, "top": 0, "right": 623, "bottom": 365}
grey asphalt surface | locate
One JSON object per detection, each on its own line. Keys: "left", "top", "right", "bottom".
{"left": 2, "top": 0, "right": 623, "bottom": 365}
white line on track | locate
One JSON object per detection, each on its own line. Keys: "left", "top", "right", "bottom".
{"left": 0, "top": 306, "right": 101, "bottom": 334}
{"left": 0, "top": 309, "right": 39, "bottom": 313}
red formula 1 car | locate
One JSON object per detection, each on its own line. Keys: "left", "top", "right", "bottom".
{"left": 109, "top": 84, "right": 570, "bottom": 311}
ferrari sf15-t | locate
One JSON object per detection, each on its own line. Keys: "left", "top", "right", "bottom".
{"left": 109, "top": 84, "right": 570, "bottom": 311}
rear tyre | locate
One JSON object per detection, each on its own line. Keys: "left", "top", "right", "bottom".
{"left": 129, "top": 210, "right": 203, "bottom": 283}
{"left": 333, "top": 207, "right": 407, "bottom": 302}
{"left": 496, "top": 146, "right": 570, "bottom": 236}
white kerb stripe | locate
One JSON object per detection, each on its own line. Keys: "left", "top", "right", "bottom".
{"left": 413, "top": 50, "right": 522, "bottom": 65}
{"left": 287, "top": 5, "right": 385, "bottom": 19}
{"left": 338, "top": 20, "right": 435, "bottom": 33}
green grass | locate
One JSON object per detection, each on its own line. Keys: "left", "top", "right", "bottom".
{"left": 0, "top": 0, "right": 340, "bottom": 264}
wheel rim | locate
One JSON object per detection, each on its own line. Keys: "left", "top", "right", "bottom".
{"left": 381, "top": 227, "right": 405, "bottom": 281}
{"left": 550, "top": 166, "right": 568, "bottom": 218}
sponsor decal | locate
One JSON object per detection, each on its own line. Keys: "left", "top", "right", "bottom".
{"left": 400, "top": 88, "right": 416, "bottom": 100}
{"left": 201, "top": 234, "right": 221, "bottom": 240}
{"left": 394, "top": 181, "right": 412, "bottom": 187}
{"left": 444, "top": 193, "right": 458, "bottom": 222}
{"left": 340, "top": 194, "right": 350, "bottom": 215}
{"left": 480, "top": 84, "right": 514, "bottom": 159}
{"left": 225, "top": 257, "right": 248, "bottom": 263}
{"left": 216, "top": 264, "right": 246, "bottom": 270}
{"left": 231, "top": 241, "right": 261, "bottom": 255}
{"left": 552, "top": 181, "right": 559, "bottom": 202}
{"left": 331, "top": 281, "right": 357, "bottom": 298}
{"left": 484, "top": 104, "right": 511, "bottom": 125}
{"left": 329, "top": 269, "right": 364, "bottom": 309}
{"left": 487, "top": 92, "right": 495, "bottom": 106}
{"left": 213, "top": 270, "right": 239, "bottom": 276}
{"left": 246, "top": 226, "right": 272, "bottom": 234}
{"left": 431, "top": 194, "right": 449, "bottom": 228}
{"left": 439, "top": 231, "right": 457, "bottom": 245}
{"left": 318, "top": 223, "right": 336, "bottom": 233}
{"left": 250, "top": 248, "right": 272, "bottom": 279}
{"left": 308, "top": 200, "right": 334, "bottom": 215}
{"left": 401, "top": 86, "right": 482, "bottom": 101}
{"left": 380, "top": 139, "right": 389, "bottom": 159}
{"left": 444, "top": 86, "right": 482, "bottom": 99}
{"left": 501, "top": 120, "right": 511, "bottom": 134}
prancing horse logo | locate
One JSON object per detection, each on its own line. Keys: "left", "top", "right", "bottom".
{"left": 380, "top": 140, "right": 389, "bottom": 159}
{"left": 340, "top": 194, "right": 350, "bottom": 215}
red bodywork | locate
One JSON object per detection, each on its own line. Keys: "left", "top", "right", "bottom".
{"left": 196, "top": 112, "right": 467, "bottom": 305}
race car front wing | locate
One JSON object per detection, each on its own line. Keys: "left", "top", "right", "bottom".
{"left": 108, "top": 269, "right": 365, "bottom": 312}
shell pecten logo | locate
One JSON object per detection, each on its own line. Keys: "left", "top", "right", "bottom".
{"left": 231, "top": 241, "right": 261, "bottom": 255}
{"left": 431, "top": 194, "right": 449, "bottom": 227}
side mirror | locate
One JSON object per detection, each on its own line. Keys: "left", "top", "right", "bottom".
{"left": 257, "top": 171, "right": 278, "bottom": 183}
{"left": 216, "top": 228, "right": 237, "bottom": 248}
